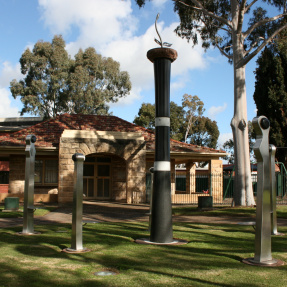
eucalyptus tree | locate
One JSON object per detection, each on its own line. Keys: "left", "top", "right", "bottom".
{"left": 10, "top": 35, "right": 131, "bottom": 118}
{"left": 67, "top": 47, "right": 131, "bottom": 115}
{"left": 135, "top": 0, "right": 287, "bottom": 206}
{"left": 10, "top": 35, "right": 70, "bottom": 118}
{"left": 134, "top": 101, "right": 186, "bottom": 140}
{"left": 134, "top": 95, "right": 219, "bottom": 146}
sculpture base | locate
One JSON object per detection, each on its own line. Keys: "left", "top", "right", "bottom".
{"left": 135, "top": 238, "right": 188, "bottom": 245}
{"left": 62, "top": 248, "right": 91, "bottom": 254}
{"left": 272, "top": 232, "right": 285, "bottom": 236}
{"left": 17, "top": 231, "right": 41, "bottom": 235}
{"left": 242, "top": 257, "right": 284, "bottom": 267}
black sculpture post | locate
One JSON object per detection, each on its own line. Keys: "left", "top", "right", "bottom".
{"left": 147, "top": 47, "right": 177, "bottom": 243}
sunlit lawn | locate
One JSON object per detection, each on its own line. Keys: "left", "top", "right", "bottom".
{"left": 173, "top": 205, "right": 287, "bottom": 219}
{"left": 0, "top": 205, "right": 58, "bottom": 218}
{"left": 0, "top": 212, "right": 287, "bottom": 286}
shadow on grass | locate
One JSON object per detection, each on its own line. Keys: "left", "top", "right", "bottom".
{"left": 0, "top": 222, "right": 286, "bottom": 286}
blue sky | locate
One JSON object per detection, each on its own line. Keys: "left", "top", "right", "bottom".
{"left": 0, "top": 0, "right": 265, "bottom": 148}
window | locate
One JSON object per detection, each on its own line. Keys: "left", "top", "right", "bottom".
{"left": 35, "top": 159, "right": 58, "bottom": 184}
{"left": 0, "top": 171, "right": 9, "bottom": 184}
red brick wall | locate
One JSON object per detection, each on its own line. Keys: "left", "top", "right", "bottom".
{"left": 0, "top": 184, "right": 8, "bottom": 193}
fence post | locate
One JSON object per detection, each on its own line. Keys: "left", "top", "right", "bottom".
{"left": 209, "top": 173, "right": 213, "bottom": 197}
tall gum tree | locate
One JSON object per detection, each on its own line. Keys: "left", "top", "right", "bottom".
{"left": 135, "top": 0, "right": 287, "bottom": 206}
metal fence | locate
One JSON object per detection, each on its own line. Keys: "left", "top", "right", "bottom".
{"left": 146, "top": 171, "right": 287, "bottom": 205}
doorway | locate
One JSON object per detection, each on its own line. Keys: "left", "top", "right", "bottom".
{"left": 83, "top": 156, "right": 111, "bottom": 199}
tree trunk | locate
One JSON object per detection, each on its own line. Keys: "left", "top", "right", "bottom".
{"left": 231, "top": 36, "right": 256, "bottom": 206}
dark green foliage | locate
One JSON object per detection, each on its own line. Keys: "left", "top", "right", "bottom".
{"left": 133, "top": 102, "right": 155, "bottom": 131}
{"left": 253, "top": 41, "right": 287, "bottom": 163}
{"left": 133, "top": 101, "right": 185, "bottom": 141}
{"left": 134, "top": 95, "right": 219, "bottom": 147}
{"left": 188, "top": 116, "right": 219, "bottom": 149}
{"left": 10, "top": 35, "right": 131, "bottom": 118}
{"left": 10, "top": 35, "right": 70, "bottom": 118}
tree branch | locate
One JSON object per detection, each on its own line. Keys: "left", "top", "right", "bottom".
{"left": 176, "top": 0, "right": 232, "bottom": 28}
{"left": 215, "top": 43, "right": 233, "bottom": 59}
{"left": 240, "top": 23, "right": 287, "bottom": 66}
{"left": 245, "top": 0, "right": 258, "bottom": 13}
{"left": 243, "top": 38, "right": 261, "bottom": 56}
{"left": 243, "top": 13, "right": 287, "bottom": 39}
{"left": 237, "top": 0, "right": 247, "bottom": 33}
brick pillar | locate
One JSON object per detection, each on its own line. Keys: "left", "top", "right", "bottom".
{"left": 209, "top": 159, "right": 223, "bottom": 203}
{"left": 126, "top": 149, "right": 146, "bottom": 204}
{"left": 186, "top": 161, "right": 196, "bottom": 194}
{"left": 171, "top": 159, "right": 175, "bottom": 195}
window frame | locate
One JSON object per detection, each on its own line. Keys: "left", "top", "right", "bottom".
{"left": 34, "top": 158, "right": 58, "bottom": 186}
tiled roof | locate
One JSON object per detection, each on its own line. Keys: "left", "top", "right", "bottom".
{"left": 0, "top": 114, "right": 225, "bottom": 154}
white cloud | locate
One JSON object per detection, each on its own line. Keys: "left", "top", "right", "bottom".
{"left": 38, "top": 0, "right": 208, "bottom": 107}
{"left": 38, "top": 0, "right": 137, "bottom": 49}
{"left": 102, "top": 21, "right": 207, "bottom": 105}
{"left": 217, "top": 132, "right": 233, "bottom": 149}
{"left": 152, "top": 0, "right": 169, "bottom": 7}
{"left": 109, "top": 88, "right": 142, "bottom": 107}
{"left": 0, "top": 61, "right": 22, "bottom": 88}
{"left": 0, "top": 88, "right": 20, "bottom": 117}
{"left": 207, "top": 103, "right": 227, "bottom": 120}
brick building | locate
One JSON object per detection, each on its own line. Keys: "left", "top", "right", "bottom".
{"left": 0, "top": 114, "right": 226, "bottom": 204}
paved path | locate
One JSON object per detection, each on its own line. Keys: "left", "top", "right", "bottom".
{"left": 1, "top": 201, "right": 287, "bottom": 228}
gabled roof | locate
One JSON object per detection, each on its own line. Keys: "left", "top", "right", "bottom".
{"left": 0, "top": 114, "right": 225, "bottom": 155}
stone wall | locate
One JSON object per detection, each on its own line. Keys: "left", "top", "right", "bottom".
{"left": 111, "top": 156, "right": 126, "bottom": 201}
{"left": 58, "top": 130, "right": 146, "bottom": 204}
{"left": 209, "top": 159, "right": 223, "bottom": 202}
{"left": 186, "top": 161, "right": 196, "bottom": 194}
{"left": 9, "top": 155, "right": 25, "bottom": 194}
{"left": 9, "top": 155, "right": 58, "bottom": 198}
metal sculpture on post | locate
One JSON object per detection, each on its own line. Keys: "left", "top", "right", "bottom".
{"left": 147, "top": 14, "right": 176, "bottom": 243}
{"left": 243, "top": 116, "right": 283, "bottom": 266}
{"left": 21, "top": 135, "right": 39, "bottom": 235}
{"left": 135, "top": 14, "right": 186, "bottom": 246}
{"left": 63, "top": 153, "right": 90, "bottom": 253}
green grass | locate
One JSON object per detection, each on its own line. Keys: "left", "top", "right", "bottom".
{"left": 0, "top": 220, "right": 286, "bottom": 286}
{"left": 0, "top": 205, "right": 57, "bottom": 218}
{"left": 173, "top": 205, "right": 287, "bottom": 219}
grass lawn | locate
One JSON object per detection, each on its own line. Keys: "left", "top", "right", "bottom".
{"left": 0, "top": 205, "right": 58, "bottom": 218}
{"left": 173, "top": 205, "right": 287, "bottom": 219}
{"left": 0, "top": 212, "right": 286, "bottom": 286}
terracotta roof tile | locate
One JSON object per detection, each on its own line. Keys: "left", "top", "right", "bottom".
{"left": 0, "top": 114, "right": 225, "bottom": 154}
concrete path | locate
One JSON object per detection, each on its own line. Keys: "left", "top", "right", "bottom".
{"left": 1, "top": 201, "right": 287, "bottom": 228}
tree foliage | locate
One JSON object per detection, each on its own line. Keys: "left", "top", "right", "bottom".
{"left": 10, "top": 35, "right": 131, "bottom": 118}
{"left": 188, "top": 116, "right": 219, "bottom": 149}
{"left": 133, "top": 101, "right": 185, "bottom": 141}
{"left": 182, "top": 94, "right": 204, "bottom": 142}
{"left": 134, "top": 94, "right": 219, "bottom": 148}
{"left": 253, "top": 31, "right": 287, "bottom": 164}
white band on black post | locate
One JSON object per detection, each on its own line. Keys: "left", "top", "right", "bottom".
{"left": 155, "top": 117, "right": 170, "bottom": 127}
{"left": 154, "top": 161, "right": 170, "bottom": 171}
